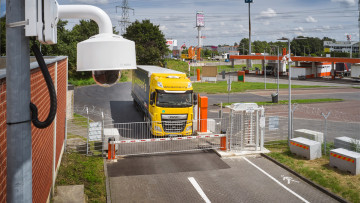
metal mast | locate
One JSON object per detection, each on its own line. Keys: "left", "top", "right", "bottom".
{"left": 116, "top": 0, "right": 134, "bottom": 35}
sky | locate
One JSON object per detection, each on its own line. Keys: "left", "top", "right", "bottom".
{"left": 1, "top": 0, "right": 360, "bottom": 47}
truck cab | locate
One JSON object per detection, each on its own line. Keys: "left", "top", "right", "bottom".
{"left": 132, "top": 66, "right": 196, "bottom": 136}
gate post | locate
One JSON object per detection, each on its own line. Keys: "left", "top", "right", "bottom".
{"left": 108, "top": 137, "right": 115, "bottom": 160}
{"left": 197, "top": 69, "right": 201, "bottom": 81}
{"left": 220, "top": 136, "right": 227, "bottom": 151}
{"left": 260, "top": 107, "right": 265, "bottom": 151}
{"left": 199, "top": 96, "right": 208, "bottom": 132}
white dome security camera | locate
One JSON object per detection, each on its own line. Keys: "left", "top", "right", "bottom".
{"left": 77, "top": 33, "right": 136, "bottom": 87}
{"left": 25, "top": 1, "right": 137, "bottom": 87}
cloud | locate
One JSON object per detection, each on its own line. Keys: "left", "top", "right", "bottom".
{"left": 263, "top": 21, "right": 270, "bottom": 26}
{"left": 331, "top": 0, "right": 356, "bottom": 6}
{"left": 159, "top": 25, "right": 168, "bottom": 31}
{"left": 305, "top": 16, "right": 317, "bottom": 23}
{"left": 258, "top": 8, "right": 277, "bottom": 18}
{"left": 294, "top": 27, "right": 304, "bottom": 32}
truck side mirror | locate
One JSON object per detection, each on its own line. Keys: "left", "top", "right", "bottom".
{"left": 193, "top": 94, "right": 198, "bottom": 105}
{"left": 150, "top": 92, "right": 155, "bottom": 105}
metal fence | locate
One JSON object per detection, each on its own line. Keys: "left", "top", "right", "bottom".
{"left": 263, "top": 104, "right": 360, "bottom": 144}
{"left": 108, "top": 119, "right": 226, "bottom": 156}
{"left": 66, "top": 103, "right": 360, "bottom": 157}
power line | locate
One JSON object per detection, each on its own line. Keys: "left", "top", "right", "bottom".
{"left": 116, "top": 0, "right": 134, "bottom": 35}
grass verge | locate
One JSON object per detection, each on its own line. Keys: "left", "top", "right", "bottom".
{"left": 193, "top": 81, "right": 326, "bottom": 94}
{"left": 266, "top": 140, "right": 360, "bottom": 203}
{"left": 68, "top": 77, "right": 96, "bottom": 86}
{"left": 55, "top": 153, "right": 106, "bottom": 203}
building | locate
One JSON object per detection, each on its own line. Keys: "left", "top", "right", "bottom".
{"left": 217, "top": 45, "right": 240, "bottom": 55}
{"left": 323, "top": 41, "right": 359, "bottom": 54}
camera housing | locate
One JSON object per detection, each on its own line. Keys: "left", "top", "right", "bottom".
{"left": 25, "top": 2, "right": 137, "bottom": 87}
{"left": 77, "top": 33, "right": 136, "bottom": 86}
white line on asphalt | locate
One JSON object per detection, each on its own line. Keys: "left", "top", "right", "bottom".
{"left": 188, "top": 177, "right": 211, "bottom": 203}
{"left": 243, "top": 157, "right": 310, "bottom": 203}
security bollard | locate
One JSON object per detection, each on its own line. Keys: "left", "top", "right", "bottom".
{"left": 220, "top": 137, "right": 227, "bottom": 151}
{"left": 197, "top": 69, "right": 201, "bottom": 81}
{"left": 108, "top": 137, "right": 115, "bottom": 160}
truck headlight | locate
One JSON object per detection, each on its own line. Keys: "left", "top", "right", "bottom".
{"left": 187, "top": 82, "right": 192, "bottom": 88}
{"left": 185, "top": 125, "right": 192, "bottom": 131}
{"left": 154, "top": 125, "right": 162, "bottom": 132}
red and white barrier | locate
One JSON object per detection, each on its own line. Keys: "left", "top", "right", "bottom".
{"left": 110, "top": 134, "right": 226, "bottom": 144}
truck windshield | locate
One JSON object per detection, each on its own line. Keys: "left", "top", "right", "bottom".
{"left": 156, "top": 92, "right": 192, "bottom": 107}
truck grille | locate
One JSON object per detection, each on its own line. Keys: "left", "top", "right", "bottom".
{"left": 161, "top": 114, "right": 188, "bottom": 133}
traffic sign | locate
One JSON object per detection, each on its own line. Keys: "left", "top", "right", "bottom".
{"left": 245, "top": 0, "right": 253, "bottom": 3}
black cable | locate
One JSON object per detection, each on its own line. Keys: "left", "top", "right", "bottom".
{"left": 30, "top": 44, "right": 57, "bottom": 129}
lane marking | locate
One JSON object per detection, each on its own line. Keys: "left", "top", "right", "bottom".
{"left": 243, "top": 157, "right": 310, "bottom": 203}
{"left": 188, "top": 177, "right": 211, "bottom": 203}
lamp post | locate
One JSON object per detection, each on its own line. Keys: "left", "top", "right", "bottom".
{"left": 270, "top": 45, "right": 279, "bottom": 95}
{"left": 277, "top": 37, "right": 306, "bottom": 145}
{"left": 245, "top": 0, "right": 253, "bottom": 69}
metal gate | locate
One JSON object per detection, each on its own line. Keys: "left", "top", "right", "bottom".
{"left": 227, "top": 103, "right": 265, "bottom": 151}
{"left": 107, "top": 119, "right": 226, "bottom": 156}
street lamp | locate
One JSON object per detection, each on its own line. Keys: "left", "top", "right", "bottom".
{"left": 277, "top": 37, "right": 306, "bottom": 146}
{"left": 245, "top": 0, "right": 253, "bottom": 69}
{"left": 270, "top": 45, "right": 280, "bottom": 95}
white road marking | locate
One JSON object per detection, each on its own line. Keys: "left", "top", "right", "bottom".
{"left": 282, "top": 175, "right": 300, "bottom": 184}
{"left": 188, "top": 177, "right": 211, "bottom": 203}
{"left": 243, "top": 157, "right": 310, "bottom": 203}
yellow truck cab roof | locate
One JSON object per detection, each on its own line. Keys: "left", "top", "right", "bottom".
{"left": 137, "top": 65, "right": 192, "bottom": 91}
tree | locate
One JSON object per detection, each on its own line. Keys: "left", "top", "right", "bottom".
{"left": 123, "top": 20, "right": 169, "bottom": 66}
{"left": 239, "top": 38, "right": 249, "bottom": 55}
{"left": 0, "top": 16, "right": 6, "bottom": 56}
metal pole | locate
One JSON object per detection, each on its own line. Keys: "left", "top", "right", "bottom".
{"left": 227, "top": 77, "right": 230, "bottom": 104}
{"left": 288, "top": 39, "right": 292, "bottom": 146}
{"left": 264, "top": 49, "right": 266, "bottom": 90}
{"left": 291, "top": 104, "right": 298, "bottom": 139}
{"left": 248, "top": 2, "right": 251, "bottom": 69}
{"left": 86, "top": 107, "right": 89, "bottom": 155}
{"left": 6, "top": 0, "right": 33, "bottom": 201}
{"left": 277, "top": 46, "right": 279, "bottom": 95}
{"left": 321, "top": 112, "right": 331, "bottom": 155}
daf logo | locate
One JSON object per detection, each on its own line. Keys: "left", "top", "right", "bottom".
{"left": 169, "top": 116, "right": 178, "bottom": 119}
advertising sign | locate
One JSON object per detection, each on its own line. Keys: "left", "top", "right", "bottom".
{"left": 196, "top": 12, "right": 205, "bottom": 27}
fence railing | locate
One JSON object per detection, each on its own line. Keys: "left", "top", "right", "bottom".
{"left": 66, "top": 104, "right": 360, "bottom": 157}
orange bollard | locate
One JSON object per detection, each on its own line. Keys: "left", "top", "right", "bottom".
{"left": 199, "top": 96, "right": 208, "bottom": 132}
{"left": 196, "top": 69, "right": 201, "bottom": 81}
{"left": 197, "top": 94, "right": 200, "bottom": 132}
{"left": 112, "top": 144, "right": 115, "bottom": 159}
{"left": 108, "top": 143, "right": 112, "bottom": 160}
{"left": 108, "top": 137, "right": 115, "bottom": 160}
{"left": 220, "top": 137, "right": 227, "bottom": 151}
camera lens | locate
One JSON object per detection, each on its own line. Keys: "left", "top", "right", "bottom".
{"left": 92, "top": 70, "right": 120, "bottom": 87}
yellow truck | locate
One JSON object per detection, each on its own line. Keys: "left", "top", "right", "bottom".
{"left": 132, "top": 66, "right": 197, "bottom": 136}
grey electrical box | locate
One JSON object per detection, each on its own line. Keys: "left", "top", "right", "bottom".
{"left": 103, "top": 128, "right": 120, "bottom": 151}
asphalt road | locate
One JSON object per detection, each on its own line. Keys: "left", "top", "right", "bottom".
{"left": 74, "top": 81, "right": 358, "bottom": 202}
{"left": 108, "top": 152, "right": 338, "bottom": 203}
